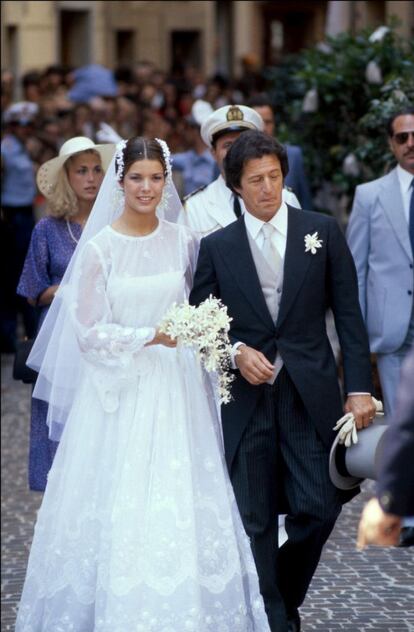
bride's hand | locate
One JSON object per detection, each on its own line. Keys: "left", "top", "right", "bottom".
{"left": 146, "top": 329, "right": 177, "bottom": 348}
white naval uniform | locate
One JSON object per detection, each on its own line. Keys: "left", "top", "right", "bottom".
{"left": 178, "top": 175, "right": 301, "bottom": 236}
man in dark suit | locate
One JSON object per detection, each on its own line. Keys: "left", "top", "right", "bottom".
{"left": 247, "top": 94, "right": 314, "bottom": 210}
{"left": 357, "top": 345, "right": 414, "bottom": 549}
{"left": 190, "top": 131, "right": 376, "bottom": 632}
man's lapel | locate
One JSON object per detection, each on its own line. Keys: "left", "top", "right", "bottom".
{"left": 276, "top": 206, "right": 312, "bottom": 328}
{"left": 218, "top": 217, "right": 275, "bottom": 331}
{"left": 378, "top": 169, "right": 412, "bottom": 260}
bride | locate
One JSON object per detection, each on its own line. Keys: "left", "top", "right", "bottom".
{"left": 15, "top": 137, "right": 270, "bottom": 632}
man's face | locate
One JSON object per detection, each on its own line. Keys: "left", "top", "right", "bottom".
{"left": 253, "top": 105, "right": 275, "bottom": 136}
{"left": 211, "top": 131, "right": 242, "bottom": 175}
{"left": 235, "top": 154, "right": 283, "bottom": 221}
{"left": 388, "top": 114, "right": 414, "bottom": 174}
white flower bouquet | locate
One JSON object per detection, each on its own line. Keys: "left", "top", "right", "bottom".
{"left": 159, "top": 295, "right": 235, "bottom": 404}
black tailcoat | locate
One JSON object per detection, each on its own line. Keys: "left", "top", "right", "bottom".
{"left": 190, "top": 207, "right": 374, "bottom": 472}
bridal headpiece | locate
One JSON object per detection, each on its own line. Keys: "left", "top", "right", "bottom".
{"left": 115, "top": 139, "right": 127, "bottom": 182}
{"left": 155, "top": 137, "right": 173, "bottom": 179}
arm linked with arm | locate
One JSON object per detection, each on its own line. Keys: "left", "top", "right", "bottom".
{"left": 189, "top": 237, "right": 220, "bottom": 307}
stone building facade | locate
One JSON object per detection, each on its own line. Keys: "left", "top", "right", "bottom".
{"left": 2, "top": 0, "right": 413, "bottom": 91}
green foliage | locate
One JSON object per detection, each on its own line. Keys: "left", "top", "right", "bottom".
{"left": 265, "top": 25, "right": 414, "bottom": 214}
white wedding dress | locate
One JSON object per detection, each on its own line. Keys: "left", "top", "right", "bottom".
{"left": 16, "top": 220, "right": 270, "bottom": 632}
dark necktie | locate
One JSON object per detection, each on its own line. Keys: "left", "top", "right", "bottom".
{"left": 233, "top": 195, "right": 242, "bottom": 218}
{"left": 410, "top": 178, "right": 414, "bottom": 257}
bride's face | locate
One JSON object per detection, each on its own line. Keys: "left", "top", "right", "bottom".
{"left": 122, "top": 159, "right": 165, "bottom": 216}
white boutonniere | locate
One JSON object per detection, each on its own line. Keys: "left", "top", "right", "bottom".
{"left": 304, "top": 231, "right": 323, "bottom": 254}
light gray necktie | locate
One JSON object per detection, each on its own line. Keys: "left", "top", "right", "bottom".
{"left": 261, "top": 223, "right": 282, "bottom": 272}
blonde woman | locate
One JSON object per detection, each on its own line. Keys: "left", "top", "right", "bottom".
{"left": 17, "top": 136, "right": 115, "bottom": 491}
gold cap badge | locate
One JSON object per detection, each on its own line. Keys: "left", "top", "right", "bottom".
{"left": 226, "top": 106, "right": 244, "bottom": 122}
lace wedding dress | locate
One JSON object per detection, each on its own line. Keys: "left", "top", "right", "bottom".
{"left": 16, "top": 220, "right": 270, "bottom": 632}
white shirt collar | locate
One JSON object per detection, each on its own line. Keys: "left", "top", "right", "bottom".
{"left": 396, "top": 164, "right": 414, "bottom": 194}
{"left": 243, "top": 201, "right": 288, "bottom": 240}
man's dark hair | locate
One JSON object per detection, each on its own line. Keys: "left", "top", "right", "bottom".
{"left": 246, "top": 94, "right": 274, "bottom": 112}
{"left": 224, "top": 130, "right": 289, "bottom": 193}
{"left": 387, "top": 107, "right": 414, "bottom": 137}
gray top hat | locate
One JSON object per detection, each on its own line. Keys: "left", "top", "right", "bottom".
{"left": 329, "top": 417, "right": 389, "bottom": 490}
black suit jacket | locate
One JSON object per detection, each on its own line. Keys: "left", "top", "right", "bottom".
{"left": 377, "top": 347, "right": 414, "bottom": 517}
{"left": 190, "top": 206, "right": 373, "bottom": 471}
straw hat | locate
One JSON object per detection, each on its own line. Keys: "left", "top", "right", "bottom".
{"left": 37, "top": 136, "right": 116, "bottom": 198}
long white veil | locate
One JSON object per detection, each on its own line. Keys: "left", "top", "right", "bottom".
{"left": 28, "top": 139, "right": 183, "bottom": 440}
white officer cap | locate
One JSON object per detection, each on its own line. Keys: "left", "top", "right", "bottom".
{"left": 3, "top": 101, "right": 39, "bottom": 125}
{"left": 201, "top": 104, "right": 264, "bottom": 148}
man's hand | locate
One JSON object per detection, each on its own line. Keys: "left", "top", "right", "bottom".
{"left": 357, "top": 498, "right": 401, "bottom": 550}
{"left": 235, "top": 345, "right": 274, "bottom": 385}
{"left": 344, "top": 394, "right": 376, "bottom": 429}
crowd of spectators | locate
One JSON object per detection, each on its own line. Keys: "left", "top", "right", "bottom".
{"left": 1, "top": 60, "right": 266, "bottom": 185}
{"left": 0, "top": 59, "right": 269, "bottom": 351}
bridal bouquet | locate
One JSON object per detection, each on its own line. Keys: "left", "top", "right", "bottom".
{"left": 159, "top": 296, "right": 235, "bottom": 403}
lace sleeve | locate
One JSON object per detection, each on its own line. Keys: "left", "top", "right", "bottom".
{"left": 72, "top": 241, "right": 155, "bottom": 367}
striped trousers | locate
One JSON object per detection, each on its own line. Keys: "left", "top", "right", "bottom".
{"left": 230, "top": 368, "right": 342, "bottom": 632}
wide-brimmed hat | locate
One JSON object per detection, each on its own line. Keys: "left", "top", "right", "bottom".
{"left": 329, "top": 417, "right": 389, "bottom": 490}
{"left": 37, "top": 136, "right": 116, "bottom": 198}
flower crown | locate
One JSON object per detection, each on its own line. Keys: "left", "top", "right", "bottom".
{"left": 115, "top": 140, "right": 127, "bottom": 182}
{"left": 155, "top": 137, "right": 172, "bottom": 179}
{"left": 115, "top": 138, "right": 172, "bottom": 182}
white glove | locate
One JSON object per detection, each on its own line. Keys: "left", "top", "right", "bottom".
{"left": 333, "top": 412, "right": 358, "bottom": 447}
{"left": 333, "top": 397, "right": 384, "bottom": 447}
{"left": 96, "top": 122, "right": 123, "bottom": 144}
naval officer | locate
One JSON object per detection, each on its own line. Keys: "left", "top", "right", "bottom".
{"left": 178, "top": 104, "right": 301, "bottom": 236}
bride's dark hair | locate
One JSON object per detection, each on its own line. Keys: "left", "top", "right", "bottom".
{"left": 116, "top": 137, "right": 167, "bottom": 182}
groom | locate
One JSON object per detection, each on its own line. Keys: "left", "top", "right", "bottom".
{"left": 190, "top": 131, "right": 376, "bottom": 632}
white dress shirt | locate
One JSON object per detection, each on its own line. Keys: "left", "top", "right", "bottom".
{"left": 241, "top": 200, "right": 288, "bottom": 258}
{"left": 231, "top": 202, "right": 287, "bottom": 369}
{"left": 397, "top": 164, "right": 413, "bottom": 224}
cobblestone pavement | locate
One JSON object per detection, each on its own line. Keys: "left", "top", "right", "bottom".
{"left": 2, "top": 353, "right": 414, "bottom": 631}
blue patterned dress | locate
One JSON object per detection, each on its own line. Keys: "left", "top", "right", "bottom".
{"left": 17, "top": 217, "right": 82, "bottom": 491}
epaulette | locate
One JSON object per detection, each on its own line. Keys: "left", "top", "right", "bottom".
{"left": 183, "top": 184, "right": 207, "bottom": 202}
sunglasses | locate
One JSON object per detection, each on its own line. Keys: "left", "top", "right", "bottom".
{"left": 392, "top": 131, "right": 414, "bottom": 145}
